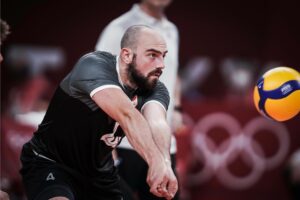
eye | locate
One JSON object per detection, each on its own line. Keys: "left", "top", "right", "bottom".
{"left": 149, "top": 53, "right": 156, "bottom": 58}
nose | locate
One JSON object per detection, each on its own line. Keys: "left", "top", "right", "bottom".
{"left": 156, "top": 57, "right": 165, "bottom": 70}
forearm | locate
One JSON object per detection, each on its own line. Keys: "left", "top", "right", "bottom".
{"left": 148, "top": 120, "right": 172, "bottom": 162}
{"left": 92, "top": 88, "right": 164, "bottom": 165}
{"left": 142, "top": 103, "right": 172, "bottom": 163}
{"left": 119, "top": 109, "right": 165, "bottom": 165}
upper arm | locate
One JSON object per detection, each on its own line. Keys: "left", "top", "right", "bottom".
{"left": 92, "top": 87, "right": 136, "bottom": 123}
{"left": 142, "top": 99, "right": 171, "bottom": 147}
{"left": 142, "top": 102, "right": 168, "bottom": 125}
{"left": 141, "top": 82, "right": 170, "bottom": 127}
{"left": 140, "top": 82, "right": 170, "bottom": 131}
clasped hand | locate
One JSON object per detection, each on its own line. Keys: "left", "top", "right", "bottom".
{"left": 147, "top": 159, "right": 178, "bottom": 199}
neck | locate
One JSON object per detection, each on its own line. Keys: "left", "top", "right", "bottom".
{"left": 118, "top": 57, "right": 137, "bottom": 90}
{"left": 139, "top": 3, "right": 164, "bottom": 20}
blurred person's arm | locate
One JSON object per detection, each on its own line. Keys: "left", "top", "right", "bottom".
{"left": 171, "top": 75, "right": 184, "bottom": 134}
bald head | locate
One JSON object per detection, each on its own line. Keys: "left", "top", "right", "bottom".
{"left": 121, "top": 25, "right": 163, "bottom": 51}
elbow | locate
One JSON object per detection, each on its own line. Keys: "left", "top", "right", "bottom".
{"left": 117, "top": 107, "right": 141, "bottom": 129}
{"left": 121, "top": 107, "right": 139, "bottom": 120}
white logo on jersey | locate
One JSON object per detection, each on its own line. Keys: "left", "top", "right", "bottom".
{"left": 101, "top": 133, "right": 122, "bottom": 148}
{"left": 101, "top": 122, "right": 122, "bottom": 148}
{"left": 46, "top": 172, "right": 55, "bottom": 181}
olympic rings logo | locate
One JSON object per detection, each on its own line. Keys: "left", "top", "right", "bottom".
{"left": 185, "top": 112, "right": 290, "bottom": 190}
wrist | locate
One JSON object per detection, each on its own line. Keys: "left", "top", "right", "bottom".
{"left": 164, "top": 157, "right": 171, "bottom": 166}
{"left": 147, "top": 154, "right": 170, "bottom": 167}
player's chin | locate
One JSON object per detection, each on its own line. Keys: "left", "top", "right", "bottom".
{"left": 144, "top": 78, "right": 158, "bottom": 90}
{"left": 150, "top": 74, "right": 160, "bottom": 80}
{"left": 151, "top": 78, "right": 159, "bottom": 86}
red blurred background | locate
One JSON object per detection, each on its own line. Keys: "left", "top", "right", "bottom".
{"left": 1, "top": 0, "right": 300, "bottom": 199}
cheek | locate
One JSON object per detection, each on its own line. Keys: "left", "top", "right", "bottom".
{"left": 142, "top": 67, "right": 152, "bottom": 77}
{"left": 135, "top": 59, "right": 153, "bottom": 75}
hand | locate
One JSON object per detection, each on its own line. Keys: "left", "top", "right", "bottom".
{"left": 146, "top": 158, "right": 178, "bottom": 199}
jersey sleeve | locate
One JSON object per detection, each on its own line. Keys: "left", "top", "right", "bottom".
{"left": 67, "top": 53, "right": 121, "bottom": 97}
{"left": 140, "top": 81, "right": 170, "bottom": 112}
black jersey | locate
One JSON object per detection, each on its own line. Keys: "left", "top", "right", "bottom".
{"left": 29, "top": 51, "right": 169, "bottom": 177}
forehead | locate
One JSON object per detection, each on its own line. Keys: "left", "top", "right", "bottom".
{"left": 136, "top": 29, "right": 167, "bottom": 53}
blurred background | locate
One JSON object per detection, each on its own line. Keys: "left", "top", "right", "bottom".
{"left": 1, "top": 0, "right": 300, "bottom": 199}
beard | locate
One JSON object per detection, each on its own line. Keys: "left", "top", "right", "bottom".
{"left": 128, "top": 54, "right": 162, "bottom": 91}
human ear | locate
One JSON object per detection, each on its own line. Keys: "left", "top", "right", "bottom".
{"left": 120, "top": 48, "right": 133, "bottom": 64}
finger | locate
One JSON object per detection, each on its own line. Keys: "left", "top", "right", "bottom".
{"left": 150, "top": 182, "right": 164, "bottom": 198}
{"left": 147, "top": 173, "right": 164, "bottom": 198}
{"left": 158, "top": 178, "right": 169, "bottom": 196}
{"left": 166, "top": 179, "right": 178, "bottom": 199}
{"left": 150, "top": 189, "right": 162, "bottom": 197}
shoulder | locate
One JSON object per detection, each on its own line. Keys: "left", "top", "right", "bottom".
{"left": 60, "top": 51, "right": 119, "bottom": 95}
{"left": 164, "top": 19, "right": 179, "bottom": 35}
{"left": 70, "top": 51, "right": 117, "bottom": 78}
{"left": 155, "top": 81, "right": 169, "bottom": 95}
{"left": 138, "top": 81, "right": 170, "bottom": 111}
{"left": 169, "top": 21, "right": 179, "bottom": 35}
{"left": 79, "top": 51, "right": 116, "bottom": 66}
{"left": 168, "top": 20, "right": 178, "bottom": 30}
{"left": 141, "top": 81, "right": 169, "bottom": 98}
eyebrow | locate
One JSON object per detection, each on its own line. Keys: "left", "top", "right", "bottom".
{"left": 146, "top": 48, "right": 168, "bottom": 56}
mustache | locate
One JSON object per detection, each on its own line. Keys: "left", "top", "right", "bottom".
{"left": 148, "top": 69, "right": 163, "bottom": 77}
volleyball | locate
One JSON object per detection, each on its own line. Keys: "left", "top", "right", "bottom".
{"left": 253, "top": 66, "right": 300, "bottom": 121}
